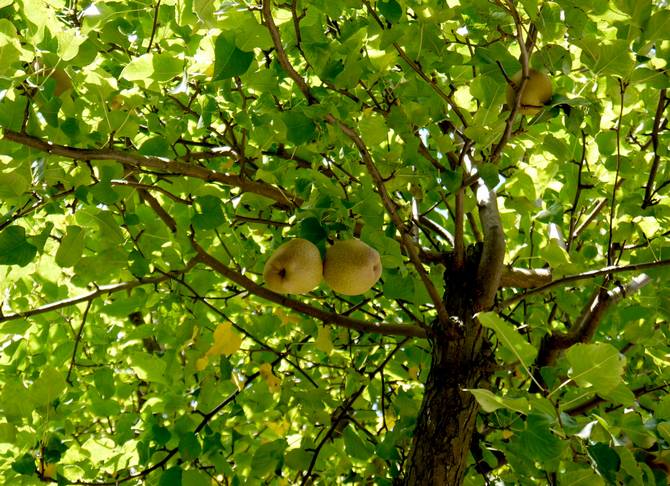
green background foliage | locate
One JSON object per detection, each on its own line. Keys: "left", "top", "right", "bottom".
{"left": 0, "top": 0, "right": 669, "bottom": 484}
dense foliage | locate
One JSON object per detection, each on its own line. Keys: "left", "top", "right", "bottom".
{"left": 0, "top": 0, "right": 669, "bottom": 484}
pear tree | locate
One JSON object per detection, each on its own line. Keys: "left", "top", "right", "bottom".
{"left": 0, "top": 0, "right": 669, "bottom": 485}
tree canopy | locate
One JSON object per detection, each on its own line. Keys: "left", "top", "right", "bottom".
{"left": 0, "top": 0, "right": 669, "bottom": 485}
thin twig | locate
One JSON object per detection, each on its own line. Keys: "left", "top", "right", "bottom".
{"left": 608, "top": 81, "right": 626, "bottom": 265}
{"left": 146, "top": 0, "right": 161, "bottom": 53}
{"left": 642, "top": 88, "right": 667, "bottom": 208}
{"left": 66, "top": 299, "right": 93, "bottom": 385}
{"left": 0, "top": 260, "right": 197, "bottom": 324}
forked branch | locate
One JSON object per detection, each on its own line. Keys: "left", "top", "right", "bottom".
{"left": 534, "top": 274, "right": 651, "bottom": 370}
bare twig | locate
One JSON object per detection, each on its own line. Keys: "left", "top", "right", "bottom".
{"left": 146, "top": 0, "right": 161, "bottom": 53}
{"left": 608, "top": 80, "right": 626, "bottom": 266}
{"left": 66, "top": 299, "right": 93, "bottom": 385}
{"left": 110, "top": 179, "right": 192, "bottom": 205}
{"left": 454, "top": 188, "right": 465, "bottom": 269}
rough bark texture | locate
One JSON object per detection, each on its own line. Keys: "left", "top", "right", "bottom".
{"left": 402, "top": 249, "right": 492, "bottom": 486}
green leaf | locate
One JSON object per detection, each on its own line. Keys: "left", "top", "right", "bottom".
{"left": 467, "top": 388, "right": 529, "bottom": 414}
{"left": 0, "top": 170, "right": 29, "bottom": 198}
{"left": 139, "top": 136, "right": 171, "bottom": 158}
{"left": 615, "top": 445, "right": 645, "bottom": 485}
{"left": 284, "top": 448, "right": 312, "bottom": 469}
{"left": 182, "top": 469, "right": 211, "bottom": 486}
{"left": 0, "top": 225, "right": 37, "bottom": 266}
{"left": 213, "top": 34, "right": 254, "bottom": 80}
{"left": 191, "top": 195, "right": 225, "bottom": 230}
{"left": 179, "top": 433, "right": 202, "bottom": 461}
{"left": 128, "top": 352, "right": 167, "bottom": 384}
{"left": 152, "top": 425, "right": 171, "bottom": 446}
{"left": 55, "top": 225, "right": 85, "bottom": 267}
{"left": 343, "top": 426, "right": 374, "bottom": 460}
{"left": 378, "top": 0, "right": 403, "bottom": 23}
{"left": 251, "top": 439, "right": 287, "bottom": 477}
{"left": 120, "top": 53, "right": 182, "bottom": 84}
{"left": 11, "top": 453, "right": 35, "bottom": 475}
{"left": 478, "top": 312, "right": 538, "bottom": 365}
{"left": 29, "top": 367, "right": 67, "bottom": 407}
{"left": 282, "top": 110, "right": 317, "bottom": 145}
{"left": 0, "top": 422, "right": 16, "bottom": 443}
{"left": 565, "top": 343, "right": 625, "bottom": 394}
{"left": 588, "top": 443, "right": 620, "bottom": 484}
{"left": 516, "top": 414, "right": 565, "bottom": 463}
{"left": 560, "top": 467, "right": 606, "bottom": 486}
{"left": 577, "top": 38, "right": 634, "bottom": 77}
{"left": 0, "top": 19, "right": 23, "bottom": 76}
{"left": 158, "top": 466, "right": 182, "bottom": 486}
{"left": 359, "top": 110, "right": 388, "bottom": 146}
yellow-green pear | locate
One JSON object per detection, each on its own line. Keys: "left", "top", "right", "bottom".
{"left": 505, "top": 68, "right": 552, "bottom": 115}
{"left": 263, "top": 238, "right": 323, "bottom": 294}
{"left": 323, "top": 239, "right": 382, "bottom": 296}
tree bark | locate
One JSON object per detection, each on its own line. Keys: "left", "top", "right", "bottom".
{"left": 402, "top": 250, "right": 492, "bottom": 485}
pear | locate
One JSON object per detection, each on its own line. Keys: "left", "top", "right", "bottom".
{"left": 506, "top": 68, "right": 552, "bottom": 115}
{"left": 323, "top": 239, "right": 382, "bottom": 296}
{"left": 263, "top": 238, "right": 323, "bottom": 294}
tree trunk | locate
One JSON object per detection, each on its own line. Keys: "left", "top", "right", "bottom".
{"left": 402, "top": 251, "right": 491, "bottom": 485}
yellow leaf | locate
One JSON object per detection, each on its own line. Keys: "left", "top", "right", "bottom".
{"left": 266, "top": 375, "right": 281, "bottom": 393}
{"left": 195, "top": 356, "right": 209, "bottom": 371}
{"left": 43, "top": 463, "right": 57, "bottom": 479}
{"left": 258, "top": 363, "right": 281, "bottom": 393}
{"left": 315, "top": 327, "right": 333, "bottom": 354}
{"left": 408, "top": 366, "right": 420, "bottom": 380}
{"left": 267, "top": 419, "right": 290, "bottom": 436}
{"left": 258, "top": 363, "right": 273, "bottom": 378}
{"left": 206, "top": 323, "right": 242, "bottom": 357}
{"left": 385, "top": 410, "right": 397, "bottom": 430}
{"left": 274, "top": 308, "right": 300, "bottom": 325}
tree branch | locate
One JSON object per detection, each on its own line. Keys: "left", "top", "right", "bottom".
{"left": 66, "top": 299, "right": 93, "bottom": 385}
{"left": 534, "top": 274, "right": 651, "bottom": 371}
{"left": 490, "top": 2, "right": 536, "bottom": 163}
{"left": 0, "top": 260, "right": 197, "bottom": 324}
{"left": 497, "top": 258, "right": 670, "bottom": 310}
{"left": 261, "top": 0, "right": 316, "bottom": 103}
{"left": 190, "top": 237, "right": 428, "bottom": 338}
{"left": 2, "top": 129, "right": 301, "bottom": 208}
{"left": 475, "top": 182, "right": 506, "bottom": 310}
{"left": 499, "top": 267, "right": 552, "bottom": 288}
{"left": 642, "top": 88, "right": 667, "bottom": 208}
